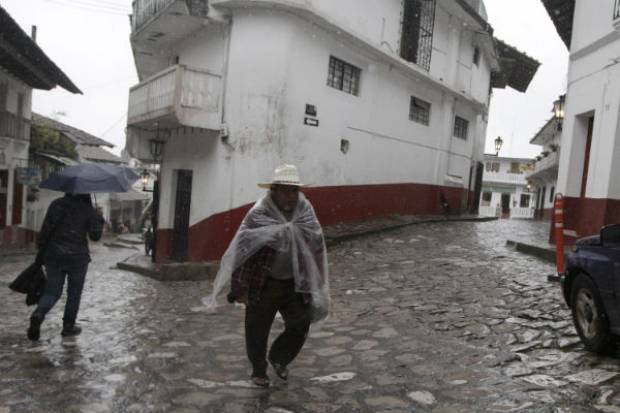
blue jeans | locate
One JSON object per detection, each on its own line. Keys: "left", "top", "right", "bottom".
{"left": 33, "top": 262, "right": 89, "bottom": 325}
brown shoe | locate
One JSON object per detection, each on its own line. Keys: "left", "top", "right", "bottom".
{"left": 251, "top": 375, "right": 270, "bottom": 388}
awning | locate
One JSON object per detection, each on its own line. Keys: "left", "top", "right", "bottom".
{"left": 0, "top": 6, "right": 81, "bottom": 93}
{"left": 540, "top": 0, "right": 575, "bottom": 49}
{"left": 491, "top": 39, "right": 541, "bottom": 93}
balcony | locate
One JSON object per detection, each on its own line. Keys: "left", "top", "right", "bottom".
{"left": 615, "top": 0, "right": 620, "bottom": 32}
{"left": 526, "top": 151, "right": 559, "bottom": 182}
{"left": 0, "top": 110, "right": 30, "bottom": 142}
{"left": 127, "top": 64, "right": 222, "bottom": 131}
{"left": 483, "top": 171, "right": 528, "bottom": 186}
{"left": 131, "top": 0, "right": 210, "bottom": 45}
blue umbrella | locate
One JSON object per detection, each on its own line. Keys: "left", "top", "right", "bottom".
{"left": 39, "top": 164, "right": 140, "bottom": 194}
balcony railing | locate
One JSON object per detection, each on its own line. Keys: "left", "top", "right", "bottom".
{"left": 510, "top": 207, "right": 535, "bottom": 219}
{"left": 526, "top": 151, "right": 559, "bottom": 179}
{"left": 0, "top": 110, "right": 30, "bottom": 141}
{"left": 483, "top": 171, "right": 528, "bottom": 186}
{"left": 128, "top": 64, "right": 222, "bottom": 131}
{"left": 614, "top": 0, "right": 620, "bottom": 31}
{"left": 131, "top": 0, "right": 209, "bottom": 34}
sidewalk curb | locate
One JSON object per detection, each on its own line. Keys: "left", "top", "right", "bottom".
{"left": 117, "top": 215, "right": 497, "bottom": 280}
{"left": 506, "top": 240, "right": 567, "bottom": 264}
{"left": 325, "top": 216, "right": 498, "bottom": 247}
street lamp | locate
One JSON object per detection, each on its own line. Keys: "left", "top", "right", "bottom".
{"left": 494, "top": 136, "right": 504, "bottom": 156}
{"left": 553, "top": 95, "right": 566, "bottom": 131}
{"left": 140, "top": 169, "right": 153, "bottom": 192}
{"left": 149, "top": 139, "right": 165, "bottom": 161}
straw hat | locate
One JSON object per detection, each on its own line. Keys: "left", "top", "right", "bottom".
{"left": 258, "top": 164, "right": 306, "bottom": 189}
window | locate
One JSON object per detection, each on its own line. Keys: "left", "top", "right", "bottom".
{"left": 520, "top": 194, "right": 531, "bottom": 208}
{"left": 485, "top": 162, "right": 499, "bottom": 173}
{"left": 327, "top": 56, "right": 361, "bottom": 96}
{"left": 473, "top": 47, "right": 481, "bottom": 67}
{"left": 509, "top": 162, "right": 522, "bottom": 174}
{"left": 400, "top": 0, "right": 437, "bottom": 71}
{"left": 453, "top": 116, "right": 469, "bottom": 140}
{"left": 549, "top": 186, "right": 555, "bottom": 203}
{"left": 409, "top": 96, "right": 431, "bottom": 125}
{"left": 481, "top": 191, "right": 492, "bottom": 206}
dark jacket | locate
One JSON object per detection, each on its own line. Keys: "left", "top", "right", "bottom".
{"left": 38, "top": 194, "right": 105, "bottom": 264}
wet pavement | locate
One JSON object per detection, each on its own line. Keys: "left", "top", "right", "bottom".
{"left": 2, "top": 219, "right": 620, "bottom": 412}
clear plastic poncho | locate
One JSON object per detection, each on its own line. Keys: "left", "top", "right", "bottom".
{"left": 203, "top": 192, "right": 330, "bottom": 323}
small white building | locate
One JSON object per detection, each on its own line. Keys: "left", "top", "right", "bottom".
{"left": 0, "top": 6, "right": 80, "bottom": 248}
{"left": 525, "top": 115, "right": 562, "bottom": 221}
{"left": 478, "top": 155, "right": 535, "bottom": 219}
{"left": 542, "top": 0, "right": 620, "bottom": 241}
{"left": 125, "top": 0, "right": 539, "bottom": 261}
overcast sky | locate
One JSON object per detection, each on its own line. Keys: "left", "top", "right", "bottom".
{"left": 1, "top": 0, "right": 568, "bottom": 159}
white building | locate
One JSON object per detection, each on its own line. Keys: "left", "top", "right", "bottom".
{"left": 542, "top": 0, "right": 620, "bottom": 241}
{"left": 525, "top": 115, "right": 562, "bottom": 221}
{"left": 478, "top": 155, "right": 535, "bottom": 219}
{"left": 0, "top": 6, "right": 80, "bottom": 248}
{"left": 126, "top": 0, "right": 539, "bottom": 262}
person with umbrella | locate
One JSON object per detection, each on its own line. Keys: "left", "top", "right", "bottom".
{"left": 27, "top": 164, "right": 138, "bottom": 341}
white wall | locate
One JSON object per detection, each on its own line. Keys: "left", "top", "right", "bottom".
{"left": 557, "top": 34, "right": 620, "bottom": 199}
{"left": 571, "top": 0, "right": 617, "bottom": 52}
{"left": 153, "top": 4, "right": 492, "bottom": 229}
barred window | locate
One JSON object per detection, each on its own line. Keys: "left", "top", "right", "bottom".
{"left": 453, "top": 116, "right": 469, "bottom": 140}
{"left": 409, "top": 96, "right": 431, "bottom": 125}
{"left": 400, "top": 0, "right": 436, "bottom": 72}
{"left": 520, "top": 194, "right": 531, "bottom": 208}
{"left": 327, "top": 56, "right": 361, "bottom": 96}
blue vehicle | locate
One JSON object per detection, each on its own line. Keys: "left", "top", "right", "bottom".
{"left": 559, "top": 224, "right": 620, "bottom": 354}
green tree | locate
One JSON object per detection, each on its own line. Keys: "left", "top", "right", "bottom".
{"left": 30, "top": 125, "right": 78, "bottom": 159}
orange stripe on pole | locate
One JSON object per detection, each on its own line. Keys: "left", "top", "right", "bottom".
{"left": 554, "top": 193, "right": 565, "bottom": 275}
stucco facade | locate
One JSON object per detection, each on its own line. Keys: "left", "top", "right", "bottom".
{"left": 126, "top": 0, "right": 535, "bottom": 261}
{"left": 552, "top": 0, "right": 620, "bottom": 240}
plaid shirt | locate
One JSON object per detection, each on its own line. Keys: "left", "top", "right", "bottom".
{"left": 229, "top": 246, "right": 315, "bottom": 304}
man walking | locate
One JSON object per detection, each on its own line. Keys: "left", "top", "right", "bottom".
{"left": 27, "top": 193, "right": 105, "bottom": 341}
{"left": 207, "top": 164, "right": 329, "bottom": 387}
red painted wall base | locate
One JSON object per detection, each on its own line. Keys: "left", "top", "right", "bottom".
{"left": 550, "top": 196, "right": 620, "bottom": 244}
{"left": 156, "top": 183, "right": 470, "bottom": 262}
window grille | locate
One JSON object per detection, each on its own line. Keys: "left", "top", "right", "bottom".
{"left": 520, "top": 194, "right": 531, "bottom": 208}
{"left": 409, "top": 96, "right": 431, "bottom": 125}
{"left": 549, "top": 186, "right": 555, "bottom": 203}
{"left": 400, "top": 0, "right": 436, "bottom": 72}
{"left": 327, "top": 56, "right": 361, "bottom": 96}
{"left": 453, "top": 116, "right": 469, "bottom": 140}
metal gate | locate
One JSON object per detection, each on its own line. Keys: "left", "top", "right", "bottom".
{"left": 171, "top": 169, "right": 193, "bottom": 262}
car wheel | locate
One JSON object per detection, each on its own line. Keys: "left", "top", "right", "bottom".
{"left": 570, "top": 274, "right": 616, "bottom": 354}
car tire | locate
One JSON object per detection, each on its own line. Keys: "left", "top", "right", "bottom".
{"left": 570, "top": 274, "right": 616, "bottom": 354}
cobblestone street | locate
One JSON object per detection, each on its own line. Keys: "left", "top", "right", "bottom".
{"left": 2, "top": 220, "right": 620, "bottom": 413}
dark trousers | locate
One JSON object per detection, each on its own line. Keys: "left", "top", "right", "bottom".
{"left": 245, "top": 278, "right": 311, "bottom": 377}
{"left": 33, "top": 262, "right": 88, "bottom": 325}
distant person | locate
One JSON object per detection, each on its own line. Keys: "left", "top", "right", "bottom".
{"left": 206, "top": 164, "right": 330, "bottom": 388}
{"left": 144, "top": 227, "right": 154, "bottom": 256}
{"left": 27, "top": 193, "right": 105, "bottom": 341}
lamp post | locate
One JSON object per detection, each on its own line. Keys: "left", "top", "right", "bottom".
{"left": 553, "top": 95, "right": 566, "bottom": 131}
{"left": 147, "top": 125, "right": 166, "bottom": 263}
{"left": 494, "top": 136, "right": 504, "bottom": 156}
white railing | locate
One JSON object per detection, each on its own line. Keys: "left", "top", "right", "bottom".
{"left": 128, "top": 64, "right": 222, "bottom": 129}
{"left": 483, "top": 172, "right": 528, "bottom": 186}
{"left": 510, "top": 207, "right": 535, "bottom": 219}
{"left": 132, "top": 0, "right": 209, "bottom": 33}
{"left": 132, "top": 0, "right": 175, "bottom": 32}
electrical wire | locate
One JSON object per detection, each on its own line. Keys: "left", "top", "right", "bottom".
{"left": 67, "top": 0, "right": 131, "bottom": 10}
{"left": 100, "top": 113, "right": 128, "bottom": 138}
{"left": 65, "top": 0, "right": 131, "bottom": 12}
{"left": 42, "top": 0, "right": 131, "bottom": 16}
